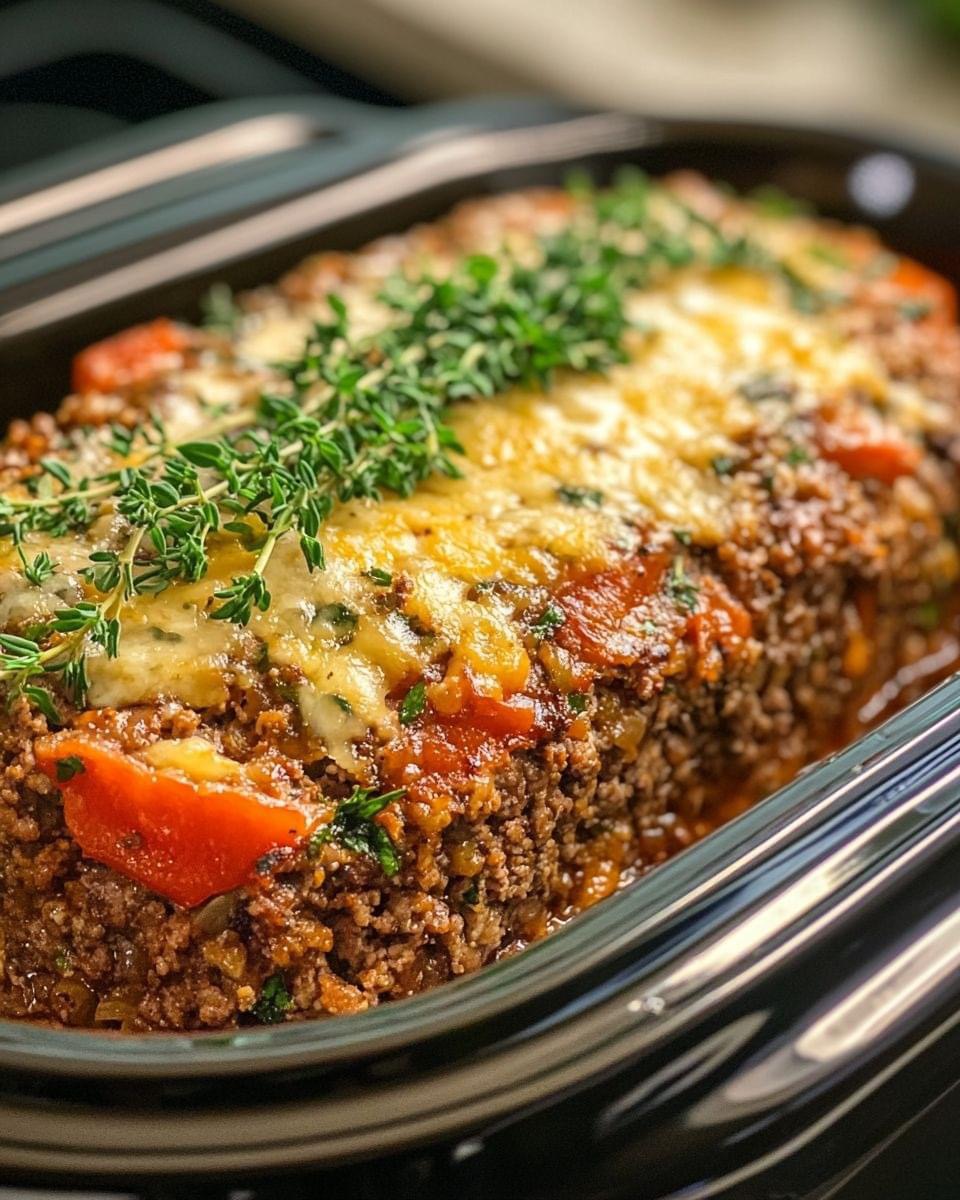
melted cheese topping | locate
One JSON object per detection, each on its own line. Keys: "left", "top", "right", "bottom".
{"left": 1, "top": 264, "right": 937, "bottom": 767}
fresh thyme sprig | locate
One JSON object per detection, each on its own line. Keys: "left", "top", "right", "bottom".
{"left": 0, "top": 173, "right": 819, "bottom": 716}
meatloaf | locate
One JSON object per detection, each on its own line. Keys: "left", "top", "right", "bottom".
{"left": 1, "top": 172, "right": 959, "bottom": 1030}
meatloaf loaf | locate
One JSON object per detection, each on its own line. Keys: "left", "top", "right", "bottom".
{"left": 1, "top": 172, "right": 959, "bottom": 1030}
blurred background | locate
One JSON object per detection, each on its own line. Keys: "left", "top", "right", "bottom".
{"left": 2, "top": 0, "right": 960, "bottom": 178}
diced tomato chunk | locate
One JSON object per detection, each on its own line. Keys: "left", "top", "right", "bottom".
{"left": 469, "top": 693, "right": 537, "bottom": 737}
{"left": 686, "top": 578, "right": 752, "bottom": 681}
{"left": 383, "top": 673, "right": 543, "bottom": 805}
{"left": 71, "top": 318, "right": 192, "bottom": 394}
{"left": 555, "top": 554, "right": 670, "bottom": 667}
{"left": 35, "top": 736, "right": 309, "bottom": 907}
{"left": 816, "top": 410, "right": 921, "bottom": 485}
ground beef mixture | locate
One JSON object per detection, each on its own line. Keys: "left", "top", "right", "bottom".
{"left": 1, "top": 179, "right": 959, "bottom": 1030}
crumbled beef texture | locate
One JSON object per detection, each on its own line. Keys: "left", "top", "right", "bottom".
{"left": 0, "top": 498, "right": 952, "bottom": 1029}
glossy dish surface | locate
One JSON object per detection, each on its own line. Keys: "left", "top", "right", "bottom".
{"left": 2, "top": 166, "right": 960, "bottom": 1033}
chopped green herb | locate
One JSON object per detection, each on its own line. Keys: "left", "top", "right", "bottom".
{"left": 899, "top": 299, "right": 933, "bottom": 322}
{"left": 56, "top": 755, "right": 85, "bottom": 781}
{"left": 667, "top": 557, "right": 699, "bottom": 613}
{"left": 785, "top": 443, "right": 812, "bottom": 466}
{"left": 462, "top": 881, "right": 479, "bottom": 905}
{"left": 314, "top": 603, "right": 358, "bottom": 644}
{"left": 672, "top": 529, "right": 692, "bottom": 546}
{"left": 739, "top": 374, "right": 794, "bottom": 404}
{"left": 200, "top": 282, "right": 242, "bottom": 334}
{"left": 711, "top": 455, "right": 736, "bottom": 476}
{"left": 149, "top": 626, "right": 184, "bottom": 643}
{"left": 364, "top": 567, "right": 393, "bottom": 586}
{"left": 54, "top": 950, "right": 71, "bottom": 973}
{"left": 531, "top": 604, "right": 566, "bottom": 643}
{"left": 807, "top": 243, "right": 850, "bottom": 270}
{"left": 749, "top": 184, "right": 810, "bottom": 219}
{"left": 399, "top": 680, "right": 427, "bottom": 725}
{"left": 328, "top": 693, "right": 353, "bottom": 714}
{"left": 308, "top": 784, "right": 405, "bottom": 876}
{"left": 556, "top": 484, "right": 604, "bottom": 508}
{"left": 913, "top": 600, "right": 941, "bottom": 632}
{"left": 567, "top": 691, "right": 589, "bottom": 714}
{"left": 252, "top": 972, "right": 292, "bottom": 1024}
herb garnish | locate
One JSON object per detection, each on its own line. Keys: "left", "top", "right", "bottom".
{"left": 899, "top": 299, "right": 933, "bottom": 322}
{"left": 308, "top": 784, "right": 405, "bottom": 877}
{"left": 149, "top": 626, "right": 184, "bottom": 643}
{"left": 913, "top": 601, "right": 941, "bottom": 632}
{"left": 667, "top": 557, "right": 699, "bottom": 613}
{"left": 567, "top": 691, "right": 589, "bottom": 714}
{"left": 556, "top": 484, "right": 604, "bottom": 508}
{"left": 399, "top": 681, "right": 427, "bottom": 725}
{"left": 364, "top": 567, "right": 393, "bottom": 586}
{"left": 0, "top": 173, "right": 820, "bottom": 718}
{"left": 785, "top": 443, "right": 812, "bottom": 466}
{"left": 531, "top": 604, "right": 566, "bottom": 643}
{"left": 711, "top": 455, "right": 736, "bottom": 477}
{"left": 739, "top": 374, "right": 794, "bottom": 404}
{"left": 749, "top": 184, "right": 810, "bottom": 219}
{"left": 200, "top": 282, "right": 242, "bottom": 334}
{"left": 20, "top": 550, "right": 56, "bottom": 587}
{"left": 55, "top": 755, "right": 85, "bottom": 781}
{"left": 313, "top": 602, "right": 359, "bottom": 644}
{"left": 252, "top": 972, "right": 292, "bottom": 1024}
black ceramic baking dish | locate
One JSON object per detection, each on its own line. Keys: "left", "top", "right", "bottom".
{"left": 1, "top": 100, "right": 960, "bottom": 1200}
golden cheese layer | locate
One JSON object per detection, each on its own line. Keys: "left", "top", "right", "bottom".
{"left": 0, "top": 241, "right": 944, "bottom": 770}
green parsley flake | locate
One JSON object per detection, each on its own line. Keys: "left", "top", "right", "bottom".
{"left": 399, "top": 680, "right": 427, "bottom": 725}
{"left": 252, "top": 972, "right": 292, "bottom": 1024}
{"left": 785, "top": 444, "right": 812, "bottom": 466}
{"left": 899, "top": 299, "right": 933, "bottom": 322}
{"left": 531, "top": 604, "right": 566, "bottom": 643}
{"left": 667, "top": 557, "right": 699, "bottom": 613}
{"left": 56, "top": 755, "right": 85, "bottom": 782}
{"left": 308, "top": 785, "right": 405, "bottom": 877}
{"left": 313, "top": 603, "right": 358, "bottom": 645}
{"left": 711, "top": 455, "right": 736, "bottom": 477}
{"left": 556, "top": 484, "right": 604, "bottom": 508}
